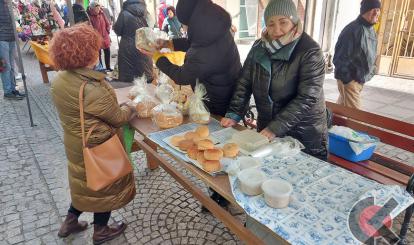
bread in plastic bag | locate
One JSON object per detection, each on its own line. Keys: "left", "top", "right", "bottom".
{"left": 151, "top": 104, "right": 183, "bottom": 129}
{"left": 128, "top": 75, "right": 148, "bottom": 100}
{"left": 155, "top": 72, "right": 174, "bottom": 104}
{"left": 135, "top": 27, "right": 169, "bottom": 53}
{"left": 127, "top": 75, "right": 160, "bottom": 118}
{"left": 189, "top": 81, "right": 210, "bottom": 124}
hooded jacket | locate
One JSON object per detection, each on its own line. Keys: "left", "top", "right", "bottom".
{"left": 113, "top": 0, "right": 153, "bottom": 82}
{"left": 156, "top": 0, "right": 241, "bottom": 116}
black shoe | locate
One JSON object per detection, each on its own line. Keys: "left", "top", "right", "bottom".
{"left": 106, "top": 68, "right": 113, "bottom": 72}
{"left": 4, "top": 93, "right": 24, "bottom": 100}
{"left": 12, "top": 90, "right": 26, "bottom": 97}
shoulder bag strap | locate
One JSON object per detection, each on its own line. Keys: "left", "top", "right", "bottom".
{"left": 79, "top": 81, "right": 98, "bottom": 147}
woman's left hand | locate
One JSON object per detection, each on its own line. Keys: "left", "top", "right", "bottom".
{"left": 260, "top": 128, "right": 276, "bottom": 141}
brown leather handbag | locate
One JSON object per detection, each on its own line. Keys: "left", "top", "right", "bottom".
{"left": 79, "top": 81, "right": 133, "bottom": 191}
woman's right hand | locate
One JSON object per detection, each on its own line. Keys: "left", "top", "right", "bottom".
{"left": 221, "top": 118, "right": 237, "bottom": 128}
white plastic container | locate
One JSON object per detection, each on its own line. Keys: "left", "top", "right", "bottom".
{"left": 237, "top": 156, "right": 261, "bottom": 170}
{"left": 238, "top": 168, "right": 267, "bottom": 196}
{"left": 231, "top": 130, "right": 269, "bottom": 152}
{"left": 261, "top": 179, "right": 293, "bottom": 209}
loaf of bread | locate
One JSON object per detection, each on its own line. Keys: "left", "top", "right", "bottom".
{"left": 223, "top": 143, "right": 239, "bottom": 158}
{"left": 184, "top": 131, "right": 198, "bottom": 141}
{"left": 136, "top": 101, "right": 157, "bottom": 118}
{"left": 204, "top": 148, "right": 223, "bottom": 161}
{"left": 154, "top": 111, "right": 183, "bottom": 129}
{"left": 197, "top": 139, "right": 214, "bottom": 150}
{"left": 187, "top": 147, "right": 200, "bottom": 160}
{"left": 170, "top": 135, "right": 185, "bottom": 147}
{"left": 178, "top": 139, "right": 195, "bottom": 151}
{"left": 195, "top": 125, "right": 209, "bottom": 138}
{"left": 202, "top": 160, "right": 221, "bottom": 173}
{"left": 196, "top": 151, "right": 206, "bottom": 165}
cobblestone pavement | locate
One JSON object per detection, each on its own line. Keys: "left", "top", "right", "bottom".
{"left": 0, "top": 46, "right": 413, "bottom": 245}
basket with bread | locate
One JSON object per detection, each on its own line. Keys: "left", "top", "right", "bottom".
{"left": 167, "top": 126, "right": 240, "bottom": 174}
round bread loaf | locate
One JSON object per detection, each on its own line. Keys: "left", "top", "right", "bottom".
{"left": 202, "top": 160, "right": 221, "bottom": 173}
{"left": 170, "top": 135, "right": 185, "bottom": 147}
{"left": 184, "top": 131, "right": 198, "bottom": 140}
{"left": 223, "top": 143, "right": 239, "bottom": 158}
{"left": 187, "top": 147, "right": 200, "bottom": 160}
{"left": 155, "top": 112, "right": 183, "bottom": 129}
{"left": 197, "top": 139, "right": 214, "bottom": 150}
{"left": 204, "top": 148, "right": 223, "bottom": 161}
{"left": 178, "top": 139, "right": 195, "bottom": 151}
{"left": 195, "top": 125, "right": 209, "bottom": 138}
{"left": 196, "top": 151, "right": 206, "bottom": 165}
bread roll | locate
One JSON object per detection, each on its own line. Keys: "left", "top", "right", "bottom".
{"left": 202, "top": 160, "right": 221, "bottom": 173}
{"left": 184, "top": 131, "right": 198, "bottom": 140}
{"left": 178, "top": 139, "right": 195, "bottom": 151}
{"left": 204, "top": 149, "right": 223, "bottom": 161}
{"left": 223, "top": 143, "right": 239, "bottom": 158}
{"left": 197, "top": 151, "right": 206, "bottom": 165}
{"left": 195, "top": 125, "right": 209, "bottom": 138}
{"left": 197, "top": 139, "right": 214, "bottom": 150}
{"left": 170, "top": 135, "right": 185, "bottom": 147}
{"left": 187, "top": 147, "right": 200, "bottom": 160}
{"left": 136, "top": 101, "right": 157, "bottom": 118}
{"left": 192, "top": 135, "right": 208, "bottom": 143}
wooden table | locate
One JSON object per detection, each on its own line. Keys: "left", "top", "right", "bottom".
{"left": 116, "top": 87, "right": 287, "bottom": 245}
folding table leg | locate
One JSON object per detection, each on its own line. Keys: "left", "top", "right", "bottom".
{"left": 143, "top": 138, "right": 159, "bottom": 170}
{"left": 399, "top": 174, "right": 414, "bottom": 245}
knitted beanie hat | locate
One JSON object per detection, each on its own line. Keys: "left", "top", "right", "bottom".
{"left": 360, "top": 0, "right": 381, "bottom": 15}
{"left": 264, "top": 0, "right": 299, "bottom": 25}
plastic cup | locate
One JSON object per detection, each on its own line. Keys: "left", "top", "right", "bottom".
{"left": 237, "top": 168, "right": 266, "bottom": 196}
{"left": 261, "top": 179, "right": 293, "bottom": 209}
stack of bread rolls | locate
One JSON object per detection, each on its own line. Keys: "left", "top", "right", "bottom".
{"left": 169, "top": 126, "right": 240, "bottom": 173}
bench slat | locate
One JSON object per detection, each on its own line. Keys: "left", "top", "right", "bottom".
{"left": 371, "top": 153, "right": 414, "bottom": 176}
{"left": 328, "top": 154, "right": 402, "bottom": 185}
{"left": 327, "top": 101, "right": 414, "bottom": 137}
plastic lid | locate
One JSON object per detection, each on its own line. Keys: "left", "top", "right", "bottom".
{"left": 261, "top": 179, "right": 293, "bottom": 197}
{"left": 238, "top": 168, "right": 266, "bottom": 185}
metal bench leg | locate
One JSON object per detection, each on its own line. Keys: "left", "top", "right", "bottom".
{"left": 399, "top": 174, "right": 414, "bottom": 245}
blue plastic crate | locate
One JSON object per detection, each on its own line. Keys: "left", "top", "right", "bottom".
{"left": 328, "top": 132, "right": 379, "bottom": 162}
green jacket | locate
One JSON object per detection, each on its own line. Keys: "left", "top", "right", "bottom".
{"left": 51, "top": 68, "right": 136, "bottom": 212}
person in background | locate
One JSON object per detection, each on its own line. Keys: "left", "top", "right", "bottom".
{"left": 73, "top": 0, "right": 89, "bottom": 24}
{"left": 0, "top": 0, "right": 25, "bottom": 100}
{"left": 157, "top": 0, "right": 167, "bottom": 29}
{"left": 49, "top": 24, "right": 136, "bottom": 245}
{"left": 221, "top": 0, "right": 328, "bottom": 160}
{"left": 161, "top": 6, "right": 182, "bottom": 38}
{"left": 141, "top": 0, "right": 241, "bottom": 208}
{"left": 102, "top": 4, "right": 114, "bottom": 24}
{"left": 113, "top": 0, "right": 153, "bottom": 83}
{"left": 88, "top": 1, "right": 112, "bottom": 71}
{"left": 333, "top": 0, "right": 381, "bottom": 109}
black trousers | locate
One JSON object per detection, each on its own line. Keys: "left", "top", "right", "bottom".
{"left": 68, "top": 204, "right": 111, "bottom": 226}
{"left": 99, "top": 48, "right": 111, "bottom": 70}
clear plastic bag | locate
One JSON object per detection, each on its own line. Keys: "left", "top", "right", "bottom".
{"left": 250, "top": 136, "right": 304, "bottom": 158}
{"left": 155, "top": 72, "right": 174, "bottom": 104}
{"left": 151, "top": 104, "right": 183, "bottom": 129}
{"left": 127, "top": 75, "right": 160, "bottom": 118}
{"left": 189, "top": 81, "right": 210, "bottom": 124}
{"left": 128, "top": 75, "right": 148, "bottom": 100}
{"left": 135, "top": 27, "right": 169, "bottom": 53}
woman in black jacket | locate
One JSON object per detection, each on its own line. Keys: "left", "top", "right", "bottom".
{"left": 113, "top": 0, "right": 153, "bottom": 83}
{"left": 146, "top": 0, "right": 241, "bottom": 116}
{"left": 221, "top": 0, "right": 328, "bottom": 160}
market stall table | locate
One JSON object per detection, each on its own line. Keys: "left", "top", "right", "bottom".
{"left": 30, "top": 41, "right": 55, "bottom": 83}
{"left": 115, "top": 86, "right": 414, "bottom": 245}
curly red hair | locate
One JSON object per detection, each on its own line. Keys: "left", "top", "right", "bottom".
{"left": 49, "top": 24, "right": 102, "bottom": 70}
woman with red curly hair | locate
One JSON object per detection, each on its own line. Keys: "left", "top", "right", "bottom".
{"left": 49, "top": 24, "right": 136, "bottom": 244}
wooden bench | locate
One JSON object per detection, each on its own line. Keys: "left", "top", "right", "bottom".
{"left": 243, "top": 102, "right": 414, "bottom": 244}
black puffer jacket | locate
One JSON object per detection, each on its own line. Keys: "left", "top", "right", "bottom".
{"left": 73, "top": 3, "right": 89, "bottom": 24}
{"left": 227, "top": 33, "right": 328, "bottom": 159}
{"left": 156, "top": 0, "right": 241, "bottom": 116}
{"left": 113, "top": 0, "right": 153, "bottom": 83}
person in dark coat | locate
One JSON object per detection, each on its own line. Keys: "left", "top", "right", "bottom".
{"left": 161, "top": 6, "right": 182, "bottom": 39}
{"left": 113, "top": 0, "right": 153, "bottom": 83}
{"left": 333, "top": 0, "right": 381, "bottom": 109}
{"left": 221, "top": 0, "right": 328, "bottom": 160}
{"left": 72, "top": 0, "right": 89, "bottom": 24}
{"left": 147, "top": 0, "right": 241, "bottom": 116}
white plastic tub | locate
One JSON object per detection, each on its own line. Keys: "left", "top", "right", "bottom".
{"left": 261, "top": 179, "right": 293, "bottom": 209}
{"left": 237, "top": 156, "right": 261, "bottom": 170}
{"left": 238, "top": 168, "right": 266, "bottom": 196}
